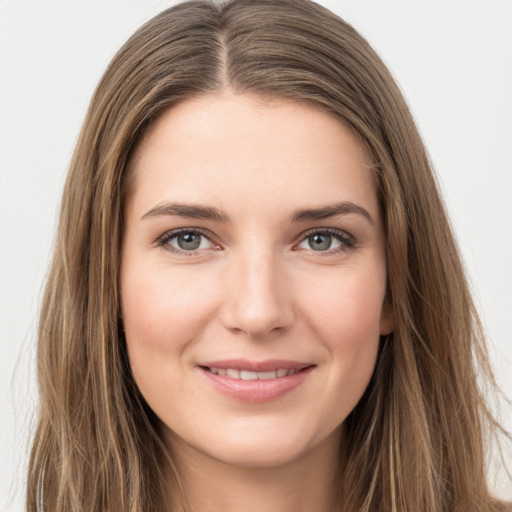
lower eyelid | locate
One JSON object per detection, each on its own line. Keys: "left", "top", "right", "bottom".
{"left": 156, "top": 228, "right": 355, "bottom": 254}
{"left": 157, "top": 229, "right": 216, "bottom": 251}
{"left": 297, "top": 230, "right": 354, "bottom": 245}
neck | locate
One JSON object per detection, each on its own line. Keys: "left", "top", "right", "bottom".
{"left": 165, "top": 431, "right": 342, "bottom": 512}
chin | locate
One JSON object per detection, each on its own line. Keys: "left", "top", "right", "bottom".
{"left": 166, "top": 416, "right": 342, "bottom": 471}
{"left": 210, "top": 439, "right": 309, "bottom": 469}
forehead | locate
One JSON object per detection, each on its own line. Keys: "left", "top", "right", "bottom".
{"left": 126, "top": 92, "right": 378, "bottom": 220}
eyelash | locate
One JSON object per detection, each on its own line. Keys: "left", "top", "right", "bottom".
{"left": 156, "top": 227, "right": 218, "bottom": 256}
{"left": 156, "top": 227, "right": 356, "bottom": 256}
{"left": 295, "top": 228, "right": 355, "bottom": 255}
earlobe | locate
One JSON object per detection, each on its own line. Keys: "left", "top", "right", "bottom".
{"left": 379, "top": 305, "right": 395, "bottom": 336}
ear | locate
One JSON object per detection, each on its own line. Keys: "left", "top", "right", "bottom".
{"left": 379, "top": 301, "right": 395, "bottom": 335}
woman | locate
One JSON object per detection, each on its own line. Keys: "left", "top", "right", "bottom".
{"left": 26, "top": 0, "right": 510, "bottom": 510}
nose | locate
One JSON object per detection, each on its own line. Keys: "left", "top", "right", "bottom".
{"left": 219, "top": 247, "right": 295, "bottom": 338}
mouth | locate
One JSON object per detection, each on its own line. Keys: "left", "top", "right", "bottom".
{"left": 198, "top": 360, "right": 315, "bottom": 403}
{"left": 201, "top": 366, "right": 310, "bottom": 380}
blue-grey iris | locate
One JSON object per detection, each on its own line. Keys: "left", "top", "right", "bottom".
{"left": 177, "top": 232, "right": 201, "bottom": 250}
{"left": 308, "top": 233, "right": 331, "bottom": 251}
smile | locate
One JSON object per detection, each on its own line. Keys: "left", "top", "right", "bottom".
{"left": 206, "top": 368, "right": 301, "bottom": 379}
{"left": 198, "top": 360, "right": 315, "bottom": 403}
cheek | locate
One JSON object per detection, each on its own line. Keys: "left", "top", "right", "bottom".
{"left": 120, "top": 263, "right": 219, "bottom": 400}
{"left": 121, "top": 265, "right": 215, "bottom": 351}
{"left": 299, "top": 264, "right": 386, "bottom": 343}
{"left": 296, "top": 264, "right": 385, "bottom": 398}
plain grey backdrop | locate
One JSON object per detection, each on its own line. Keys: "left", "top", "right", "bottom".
{"left": 1, "top": 1, "right": 511, "bottom": 510}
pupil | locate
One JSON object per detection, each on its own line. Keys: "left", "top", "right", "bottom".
{"left": 178, "top": 232, "right": 201, "bottom": 250}
{"left": 309, "top": 233, "right": 331, "bottom": 251}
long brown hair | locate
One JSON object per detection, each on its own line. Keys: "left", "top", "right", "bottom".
{"left": 27, "top": 0, "right": 510, "bottom": 510}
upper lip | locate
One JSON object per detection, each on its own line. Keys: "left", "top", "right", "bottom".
{"left": 198, "top": 359, "right": 314, "bottom": 372}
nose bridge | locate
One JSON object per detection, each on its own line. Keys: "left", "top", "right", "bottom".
{"left": 221, "top": 244, "right": 293, "bottom": 337}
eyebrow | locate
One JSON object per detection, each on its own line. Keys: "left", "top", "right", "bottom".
{"left": 141, "top": 200, "right": 374, "bottom": 225}
{"left": 290, "top": 201, "right": 374, "bottom": 225}
{"left": 141, "top": 202, "right": 231, "bottom": 222}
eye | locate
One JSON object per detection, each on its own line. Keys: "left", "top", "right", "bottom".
{"left": 158, "top": 229, "right": 218, "bottom": 254}
{"left": 296, "top": 229, "right": 354, "bottom": 253}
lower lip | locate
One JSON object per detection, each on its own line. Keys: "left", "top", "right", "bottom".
{"left": 200, "top": 367, "right": 314, "bottom": 403}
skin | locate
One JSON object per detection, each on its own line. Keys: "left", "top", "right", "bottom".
{"left": 121, "top": 92, "right": 393, "bottom": 512}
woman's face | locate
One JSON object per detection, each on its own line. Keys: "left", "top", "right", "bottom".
{"left": 121, "top": 93, "right": 393, "bottom": 468}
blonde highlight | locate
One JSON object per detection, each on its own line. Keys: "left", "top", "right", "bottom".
{"left": 27, "top": 1, "right": 510, "bottom": 511}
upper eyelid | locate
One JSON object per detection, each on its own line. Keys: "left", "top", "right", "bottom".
{"left": 156, "top": 227, "right": 218, "bottom": 249}
{"left": 158, "top": 227, "right": 214, "bottom": 241}
{"left": 295, "top": 227, "right": 354, "bottom": 243}
{"left": 156, "top": 226, "right": 354, "bottom": 250}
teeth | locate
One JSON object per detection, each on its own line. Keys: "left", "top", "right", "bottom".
{"left": 226, "top": 369, "right": 240, "bottom": 379}
{"left": 208, "top": 367, "right": 301, "bottom": 380}
{"left": 240, "top": 370, "right": 258, "bottom": 380}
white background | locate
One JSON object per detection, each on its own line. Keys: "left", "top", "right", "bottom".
{"left": 1, "top": 1, "right": 511, "bottom": 510}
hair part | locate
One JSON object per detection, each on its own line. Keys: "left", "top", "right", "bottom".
{"left": 27, "top": 1, "right": 510, "bottom": 511}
